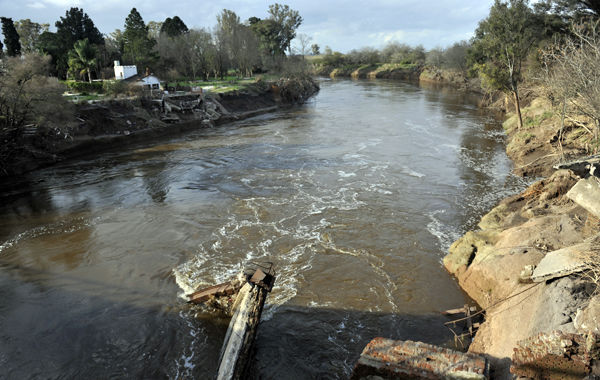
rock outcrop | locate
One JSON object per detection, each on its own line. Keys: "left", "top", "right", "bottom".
{"left": 444, "top": 167, "right": 600, "bottom": 377}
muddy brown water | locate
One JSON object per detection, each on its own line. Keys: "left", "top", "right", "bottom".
{"left": 0, "top": 79, "right": 527, "bottom": 379}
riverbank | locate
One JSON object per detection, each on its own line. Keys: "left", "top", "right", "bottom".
{"left": 313, "top": 63, "right": 486, "bottom": 94}
{"left": 443, "top": 94, "right": 600, "bottom": 378}
{"left": 0, "top": 76, "right": 319, "bottom": 177}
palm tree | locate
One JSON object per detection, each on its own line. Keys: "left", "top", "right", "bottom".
{"left": 68, "top": 38, "right": 97, "bottom": 83}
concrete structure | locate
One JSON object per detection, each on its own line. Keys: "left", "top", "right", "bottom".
{"left": 531, "top": 243, "right": 590, "bottom": 283}
{"left": 114, "top": 60, "right": 138, "bottom": 80}
{"left": 351, "top": 337, "right": 488, "bottom": 379}
{"left": 567, "top": 177, "right": 600, "bottom": 219}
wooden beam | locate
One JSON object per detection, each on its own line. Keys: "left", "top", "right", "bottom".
{"left": 216, "top": 282, "right": 269, "bottom": 380}
{"left": 187, "top": 281, "right": 238, "bottom": 304}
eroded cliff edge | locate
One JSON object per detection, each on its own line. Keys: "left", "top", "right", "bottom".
{"left": 1, "top": 76, "right": 319, "bottom": 177}
{"left": 443, "top": 96, "right": 600, "bottom": 378}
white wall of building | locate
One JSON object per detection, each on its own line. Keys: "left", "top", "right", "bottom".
{"left": 114, "top": 61, "right": 138, "bottom": 80}
{"left": 139, "top": 75, "right": 161, "bottom": 89}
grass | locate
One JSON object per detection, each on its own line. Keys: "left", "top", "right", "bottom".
{"left": 63, "top": 93, "right": 105, "bottom": 102}
{"left": 523, "top": 111, "right": 554, "bottom": 129}
{"left": 518, "top": 131, "right": 536, "bottom": 143}
{"left": 165, "top": 75, "right": 270, "bottom": 93}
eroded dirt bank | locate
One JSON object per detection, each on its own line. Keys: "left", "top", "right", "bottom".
{"left": 0, "top": 77, "right": 319, "bottom": 177}
{"left": 443, "top": 95, "right": 600, "bottom": 378}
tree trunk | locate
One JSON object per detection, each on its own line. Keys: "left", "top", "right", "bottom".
{"left": 87, "top": 69, "right": 92, "bottom": 84}
{"left": 513, "top": 89, "right": 523, "bottom": 130}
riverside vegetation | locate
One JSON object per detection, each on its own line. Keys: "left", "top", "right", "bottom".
{"left": 0, "top": 4, "right": 318, "bottom": 176}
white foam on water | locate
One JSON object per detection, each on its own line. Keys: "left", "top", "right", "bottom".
{"left": 401, "top": 166, "right": 426, "bottom": 179}
{"left": 337, "top": 171, "right": 356, "bottom": 178}
{"left": 426, "top": 210, "right": 462, "bottom": 253}
{"left": 367, "top": 183, "right": 393, "bottom": 195}
{"left": 173, "top": 310, "right": 208, "bottom": 378}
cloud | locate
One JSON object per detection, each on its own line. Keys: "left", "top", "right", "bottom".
{"left": 0, "top": 0, "right": 495, "bottom": 51}
{"left": 26, "top": 2, "right": 46, "bottom": 8}
{"left": 43, "top": 0, "right": 81, "bottom": 6}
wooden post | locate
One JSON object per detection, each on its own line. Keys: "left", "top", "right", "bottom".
{"left": 216, "top": 269, "right": 275, "bottom": 380}
{"left": 465, "top": 304, "right": 473, "bottom": 336}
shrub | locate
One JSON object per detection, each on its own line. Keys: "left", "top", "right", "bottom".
{"left": 102, "top": 80, "right": 129, "bottom": 96}
{"left": 65, "top": 80, "right": 103, "bottom": 94}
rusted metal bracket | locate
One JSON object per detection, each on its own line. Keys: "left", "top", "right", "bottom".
{"left": 248, "top": 262, "right": 276, "bottom": 292}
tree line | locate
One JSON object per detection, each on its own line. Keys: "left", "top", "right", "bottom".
{"left": 315, "top": 0, "right": 600, "bottom": 136}
{"left": 0, "top": 4, "right": 303, "bottom": 82}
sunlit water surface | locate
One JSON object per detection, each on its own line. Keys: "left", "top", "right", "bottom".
{"left": 0, "top": 79, "right": 527, "bottom": 378}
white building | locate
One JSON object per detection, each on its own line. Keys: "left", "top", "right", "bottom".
{"left": 114, "top": 61, "right": 137, "bottom": 80}
{"left": 139, "top": 75, "right": 161, "bottom": 90}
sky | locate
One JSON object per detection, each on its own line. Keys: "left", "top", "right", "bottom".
{"left": 0, "top": 0, "right": 496, "bottom": 52}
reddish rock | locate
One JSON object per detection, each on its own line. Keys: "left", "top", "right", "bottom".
{"left": 511, "top": 331, "right": 600, "bottom": 379}
{"left": 351, "top": 337, "right": 488, "bottom": 379}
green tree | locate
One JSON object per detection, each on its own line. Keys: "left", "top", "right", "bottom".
{"left": 68, "top": 38, "right": 97, "bottom": 82}
{"left": 45, "top": 8, "right": 104, "bottom": 78}
{"left": 0, "top": 38, "right": 3, "bottom": 57}
{"left": 250, "top": 18, "right": 284, "bottom": 58}
{"left": 160, "top": 16, "right": 188, "bottom": 37}
{"left": 15, "top": 19, "right": 49, "bottom": 53}
{"left": 216, "top": 9, "right": 247, "bottom": 74}
{"left": 311, "top": 43, "right": 320, "bottom": 55}
{"left": 267, "top": 3, "right": 302, "bottom": 55}
{"left": 444, "top": 41, "right": 470, "bottom": 74}
{"left": 36, "top": 31, "right": 61, "bottom": 75}
{"left": 1, "top": 17, "right": 21, "bottom": 57}
{"left": 471, "top": 0, "right": 540, "bottom": 129}
{"left": 249, "top": 3, "right": 302, "bottom": 60}
{"left": 539, "top": 0, "right": 600, "bottom": 20}
{"left": 122, "top": 8, "right": 157, "bottom": 70}
{"left": 55, "top": 7, "right": 103, "bottom": 47}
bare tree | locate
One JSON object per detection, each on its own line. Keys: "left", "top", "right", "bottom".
{"left": 0, "top": 54, "right": 72, "bottom": 128}
{"left": 542, "top": 21, "right": 600, "bottom": 149}
{"left": 294, "top": 33, "right": 312, "bottom": 57}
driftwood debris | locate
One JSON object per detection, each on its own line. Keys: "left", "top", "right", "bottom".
{"left": 443, "top": 305, "right": 482, "bottom": 347}
{"left": 554, "top": 154, "right": 600, "bottom": 178}
{"left": 187, "top": 265, "right": 276, "bottom": 380}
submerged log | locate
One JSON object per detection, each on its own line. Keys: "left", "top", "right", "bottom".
{"left": 216, "top": 268, "right": 275, "bottom": 380}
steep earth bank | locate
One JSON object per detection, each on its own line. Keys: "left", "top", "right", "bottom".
{"left": 443, "top": 95, "right": 600, "bottom": 378}
{"left": 0, "top": 77, "right": 319, "bottom": 177}
{"left": 314, "top": 64, "right": 485, "bottom": 94}
{"left": 314, "top": 63, "right": 422, "bottom": 81}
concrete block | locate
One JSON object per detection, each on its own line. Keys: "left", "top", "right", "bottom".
{"left": 531, "top": 243, "right": 590, "bottom": 283}
{"left": 351, "top": 337, "right": 488, "bottom": 380}
{"left": 567, "top": 177, "right": 600, "bottom": 219}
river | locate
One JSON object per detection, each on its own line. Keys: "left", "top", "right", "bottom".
{"left": 0, "top": 79, "right": 527, "bottom": 379}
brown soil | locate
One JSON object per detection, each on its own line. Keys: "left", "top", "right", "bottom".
{"left": 1, "top": 77, "right": 319, "bottom": 177}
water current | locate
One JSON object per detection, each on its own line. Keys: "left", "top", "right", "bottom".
{"left": 0, "top": 79, "right": 528, "bottom": 378}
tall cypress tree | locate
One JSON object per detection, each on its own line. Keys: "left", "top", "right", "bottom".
{"left": 55, "top": 7, "right": 103, "bottom": 46}
{"left": 123, "top": 8, "right": 157, "bottom": 69}
{"left": 160, "top": 16, "right": 188, "bottom": 37}
{"left": 1, "top": 17, "right": 21, "bottom": 57}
